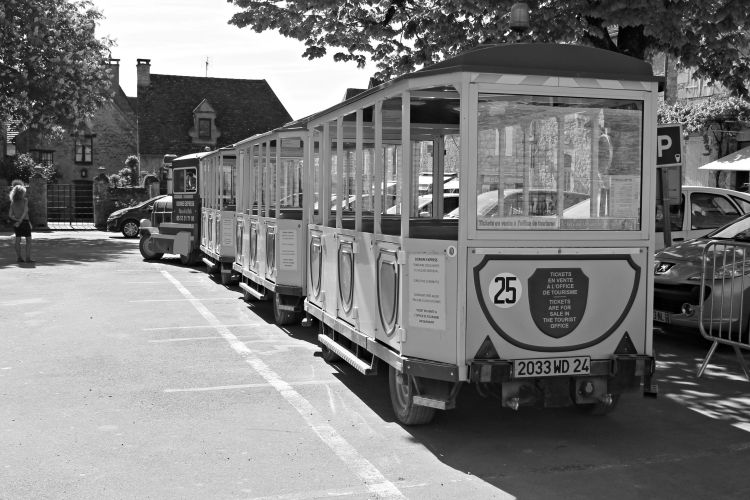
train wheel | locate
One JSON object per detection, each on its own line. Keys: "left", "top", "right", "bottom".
{"left": 388, "top": 365, "right": 435, "bottom": 425}
{"left": 273, "top": 293, "right": 300, "bottom": 326}
{"left": 576, "top": 394, "right": 620, "bottom": 415}
{"left": 179, "top": 252, "right": 195, "bottom": 266}
{"left": 220, "top": 268, "right": 232, "bottom": 285}
{"left": 318, "top": 322, "right": 340, "bottom": 362}
{"left": 139, "top": 235, "right": 163, "bottom": 261}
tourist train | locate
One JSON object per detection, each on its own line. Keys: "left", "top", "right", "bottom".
{"left": 140, "top": 43, "right": 660, "bottom": 424}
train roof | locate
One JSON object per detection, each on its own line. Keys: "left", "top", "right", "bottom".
{"left": 171, "top": 151, "right": 213, "bottom": 167}
{"left": 277, "top": 43, "right": 662, "bottom": 129}
{"left": 418, "top": 43, "right": 661, "bottom": 82}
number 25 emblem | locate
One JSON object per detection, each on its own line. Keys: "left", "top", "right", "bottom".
{"left": 488, "top": 272, "right": 522, "bottom": 309}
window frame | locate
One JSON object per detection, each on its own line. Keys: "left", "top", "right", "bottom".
{"left": 74, "top": 136, "right": 93, "bottom": 164}
{"left": 198, "top": 118, "right": 212, "bottom": 140}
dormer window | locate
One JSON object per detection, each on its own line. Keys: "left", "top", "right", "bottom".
{"left": 198, "top": 118, "right": 212, "bottom": 140}
{"left": 189, "top": 99, "right": 220, "bottom": 146}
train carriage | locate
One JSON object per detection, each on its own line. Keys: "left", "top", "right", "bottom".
{"left": 298, "top": 43, "right": 660, "bottom": 424}
{"left": 139, "top": 152, "right": 205, "bottom": 264}
{"left": 199, "top": 146, "right": 239, "bottom": 284}
{"left": 234, "top": 125, "right": 307, "bottom": 324}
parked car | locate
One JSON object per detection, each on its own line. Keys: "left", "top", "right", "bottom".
{"left": 383, "top": 192, "right": 460, "bottom": 217}
{"left": 656, "top": 186, "right": 750, "bottom": 250}
{"left": 106, "top": 195, "right": 166, "bottom": 238}
{"left": 445, "top": 189, "right": 589, "bottom": 219}
{"left": 653, "top": 212, "right": 750, "bottom": 332}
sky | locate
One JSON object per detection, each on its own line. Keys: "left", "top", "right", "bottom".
{"left": 92, "top": 0, "right": 370, "bottom": 120}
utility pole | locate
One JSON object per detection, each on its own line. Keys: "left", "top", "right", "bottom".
{"left": 205, "top": 57, "right": 209, "bottom": 77}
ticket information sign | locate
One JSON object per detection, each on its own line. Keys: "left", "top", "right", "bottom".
{"left": 408, "top": 253, "right": 446, "bottom": 330}
{"left": 528, "top": 268, "right": 588, "bottom": 338}
{"left": 278, "top": 229, "right": 298, "bottom": 271}
{"left": 173, "top": 194, "right": 199, "bottom": 224}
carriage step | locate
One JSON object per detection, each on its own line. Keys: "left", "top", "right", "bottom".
{"left": 201, "top": 257, "right": 217, "bottom": 270}
{"left": 413, "top": 396, "right": 451, "bottom": 410}
{"left": 277, "top": 303, "right": 300, "bottom": 312}
{"left": 239, "top": 282, "right": 266, "bottom": 300}
{"left": 318, "top": 334, "right": 375, "bottom": 375}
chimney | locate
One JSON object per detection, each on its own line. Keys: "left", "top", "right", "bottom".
{"left": 107, "top": 58, "right": 120, "bottom": 86}
{"left": 137, "top": 58, "right": 151, "bottom": 88}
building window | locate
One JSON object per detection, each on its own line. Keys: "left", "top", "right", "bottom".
{"left": 198, "top": 118, "right": 212, "bottom": 139}
{"left": 31, "top": 149, "right": 54, "bottom": 166}
{"left": 75, "top": 136, "right": 93, "bottom": 164}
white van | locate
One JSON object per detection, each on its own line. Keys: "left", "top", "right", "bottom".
{"left": 656, "top": 186, "right": 750, "bottom": 249}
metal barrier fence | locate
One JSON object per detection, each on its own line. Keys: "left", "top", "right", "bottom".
{"left": 698, "top": 240, "right": 750, "bottom": 380}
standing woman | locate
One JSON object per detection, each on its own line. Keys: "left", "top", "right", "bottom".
{"left": 8, "top": 184, "right": 33, "bottom": 263}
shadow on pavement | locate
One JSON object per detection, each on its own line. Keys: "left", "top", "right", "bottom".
{"left": 301, "top": 327, "right": 750, "bottom": 498}
{"left": 0, "top": 235, "right": 137, "bottom": 269}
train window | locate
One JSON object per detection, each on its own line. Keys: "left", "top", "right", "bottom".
{"left": 267, "top": 141, "right": 277, "bottom": 213}
{"left": 361, "top": 147, "right": 375, "bottom": 213}
{"left": 328, "top": 120, "right": 339, "bottom": 220}
{"left": 222, "top": 156, "right": 236, "bottom": 208}
{"left": 259, "top": 143, "right": 267, "bottom": 216}
{"left": 251, "top": 144, "right": 260, "bottom": 214}
{"left": 382, "top": 144, "right": 401, "bottom": 214}
{"left": 412, "top": 140, "right": 434, "bottom": 216}
{"left": 312, "top": 132, "right": 321, "bottom": 221}
{"left": 279, "top": 138, "right": 304, "bottom": 208}
{"left": 475, "top": 94, "right": 643, "bottom": 231}
{"left": 173, "top": 167, "right": 197, "bottom": 194}
{"left": 341, "top": 140, "right": 356, "bottom": 214}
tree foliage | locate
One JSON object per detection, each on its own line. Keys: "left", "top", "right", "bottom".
{"left": 228, "top": 0, "right": 750, "bottom": 94}
{"left": 0, "top": 0, "right": 114, "bottom": 132}
{"left": 0, "top": 153, "right": 57, "bottom": 183}
{"left": 659, "top": 96, "right": 750, "bottom": 157}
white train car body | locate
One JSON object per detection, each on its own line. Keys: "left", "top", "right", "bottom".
{"left": 300, "top": 44, "right": 660, "bottom": 424}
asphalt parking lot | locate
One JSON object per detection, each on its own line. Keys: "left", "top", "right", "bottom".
{"left": 2, "top": 230, "right": 750, "bottom": 499}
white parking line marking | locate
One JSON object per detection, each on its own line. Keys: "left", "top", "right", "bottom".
{"left": 161, "top": 270, "right": 404, "bottom": 499}
{"left": 144, "top": 323, "right": 263, "bottom": 331}
{"left": 125, "top": 280, "right": 207, "bottom": 284}
{"left": 164, "top": 380, "right": 336, "bottom": 392}
{"left": 0, "top": 298, "right": 46, "bottom": 307}
{"left": 149, "top": 336, "right": 257, "bottom": 343}
{"left": 129, "top": 298, "right": 237, "bottom": 302}
{"left": 149, "top": 336, "right": 309, "bottom": 345}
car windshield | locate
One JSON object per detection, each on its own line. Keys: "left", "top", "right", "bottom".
{"left": 135, "top": 195, "right": 162, "bottom": 209}
{"left": 706, "top": 213, "right": 750, "bottom": 240}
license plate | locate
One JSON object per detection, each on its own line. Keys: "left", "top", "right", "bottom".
{"left": 653, "top": 310, "right": 670, "bottom": 323}
{"left": 513, "top": 356, "right": 590, "bottom": 378}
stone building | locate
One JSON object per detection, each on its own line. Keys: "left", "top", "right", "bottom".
{"left": 2, "top": 58, "right": 291, "bottom": 224}
{"left": 134, "top": 59, "right": 291, "bottom": 173}
{"left": 654, "top": 54, "right": 750, "bottom": 190}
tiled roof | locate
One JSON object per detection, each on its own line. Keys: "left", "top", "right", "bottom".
{"left": 137, "top": 74, "right": 291, "bottom": 156}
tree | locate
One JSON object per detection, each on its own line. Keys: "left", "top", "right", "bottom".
{"left": 228, "top": 0, "right": 750, "bottom": 94}
{"left": 0, "top": 0, "right": 114, "bottom": 133}
{"left": 125, "top": 155, "right": 140, "bottom": 182}
{"left": 0, "top": 153, "right": 56, "bottom": 183}
{"left": 659, "top": 96, "right": 750, "bottom": 158}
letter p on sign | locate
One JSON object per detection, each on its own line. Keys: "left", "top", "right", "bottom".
{"left": 658, "top": 135, "right": 672, "bottom": 157}
{"left": 656, "top": 124, "right": 683, "bottom": 167}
